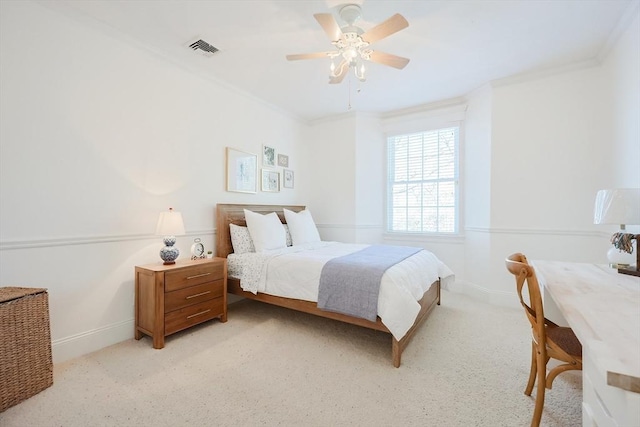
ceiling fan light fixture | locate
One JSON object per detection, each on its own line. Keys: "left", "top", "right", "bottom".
{"left": 354, "top": 61, "right": 366, "bottom": 82}
{"left": 286, "top": 5, "right": 410, "bottom": 85}
{"left": 343, "top": 47, "right": 358, "bottom": 61}
{"left": 339, "top": 4, "right": 362, "bottom": 26}
{"left": 329, "top": 59, "right": 348, "bottom": 80}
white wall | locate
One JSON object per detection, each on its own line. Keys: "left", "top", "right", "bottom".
{"left": 603, "top": 11, "right": 640, "bottom": 189}
{"left": 485, "top": 64, "right": 611, "bottom": 302}
{"left": 461, "top": 85, "right": 493, "bottom": 296}
{"left": 301, "top": 114, "right": 357, "bottom": 242}
{"left": 354, "top": 113, "right": 385, "bottom": 244}
{"left": 0, "top": 1, "right": 307, "bottom": 363}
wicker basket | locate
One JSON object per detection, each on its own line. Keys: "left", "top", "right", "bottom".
{"left": 0, "top": 287, "right": 53, "bottom": 412}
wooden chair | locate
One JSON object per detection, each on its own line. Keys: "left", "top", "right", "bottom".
{"left": 505, "top": 253, "right": 582, "bottom": 427}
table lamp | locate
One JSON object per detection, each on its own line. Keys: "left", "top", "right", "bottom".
{"left": 593, "top": 188, "right": 640, "bottom": 276}
{"left": 155, "top": 208, "right": 186, "bottom": 265}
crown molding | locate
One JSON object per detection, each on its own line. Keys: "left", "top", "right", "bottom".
{"left": 490, "top": 58, "right": 600, "bottom": 89}
{"left": 596, "top": 1, "right": 640, "bottom": 63}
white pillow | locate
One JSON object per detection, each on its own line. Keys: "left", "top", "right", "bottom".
{"left": 229, "top": 224, "right": 255, "bottom": 254}
{"left": 283, "top": 208, "right": 321, "bottom": 245}
{"left": 243, "top": 209, "right": 287, "bottom": 252}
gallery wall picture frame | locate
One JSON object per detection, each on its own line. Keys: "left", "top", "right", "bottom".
{"left": 261, "top": 169, "right": 280, "bottom": 192}
{"left": 283, "top": 169, "right": 294, "bottom": 189}
{"left": 277, "top": 154, "right": 289, "bottom": 168}
{"left": 226, "top": 147, "right": 257, "bottom": 193}
{"left": 262, "top": 145, "right": 276, "bottom": 167}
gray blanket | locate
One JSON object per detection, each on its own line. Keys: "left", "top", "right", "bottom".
{"left": 317, "top": 245, "right": 422, "bottom": 321}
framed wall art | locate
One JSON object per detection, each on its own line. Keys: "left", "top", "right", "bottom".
{"left": 262, "top": 145, "right": 276, "bottom": 167}
{"left": 226, "top": 147, "right": 257, "bottom": 193}
{"left": 277, "top": 154, "right": 289, "bottom": 168}
{"left": 261, "top": 169, "right": 280, "bottom": 192}
{"left": 283, "top": 169, "right": 294, "bottom": 189}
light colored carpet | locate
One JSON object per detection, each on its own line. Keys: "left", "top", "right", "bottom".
{"left": 0, "top": 290, "right": 581, "bottom": 426}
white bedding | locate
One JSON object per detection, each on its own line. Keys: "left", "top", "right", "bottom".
{"left": 227, "top": 241, "right": 453, "bottom": 340}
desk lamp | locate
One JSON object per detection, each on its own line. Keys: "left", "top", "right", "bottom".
{"left": 155, "top": 208, "right": 186, "bottom": 265}
{"left": 594, "top": 188, "right": 640, "bottom": 277}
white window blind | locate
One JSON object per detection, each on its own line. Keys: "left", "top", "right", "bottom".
{"left": 387, "top": 126, "right": 459, "bottom": 233}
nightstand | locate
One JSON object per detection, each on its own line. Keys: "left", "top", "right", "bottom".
{"left": 134, "top": 257, "right": 227, "bottom": 349}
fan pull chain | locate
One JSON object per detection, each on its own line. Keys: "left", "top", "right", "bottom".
{"left": 348, "top": 77, "right": 352, "bottom": 110}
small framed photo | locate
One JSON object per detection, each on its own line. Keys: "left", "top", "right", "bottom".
{"left": 263, "top": 145, "right": 275, "bottom": 167}
{"left": 261, "top": 169, "right": 280, "bottom": 192}
{"left": 283, "top": 169, "right": 294, "bottom": 189}
{"left": 277, "top": 154, "right": 289, "bottom": 168}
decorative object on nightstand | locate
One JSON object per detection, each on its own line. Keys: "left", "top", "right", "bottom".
{"left": 155, "top": 207, "right": 185, "bottom": 265}
{"left": 190, "top": 238, "right": 205, "bottom": 260}
{"left": 134, "top": 258, "right": 227, "bottom": 349}
{"left": 594, "top": 188, "right": 640, "bottom": 276}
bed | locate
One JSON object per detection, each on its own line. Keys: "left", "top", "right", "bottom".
{"left": 215, "top": 203, "right": 449, "bottom": 367}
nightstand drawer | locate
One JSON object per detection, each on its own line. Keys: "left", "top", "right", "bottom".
{"left": 164, "top": 262, "right": 223, "bottom": 292}
{"left": 165, "top": 298, "right": 224, "bottom": 335}
{"left": 164, "top": 279, "right": 224, "bottom": 313}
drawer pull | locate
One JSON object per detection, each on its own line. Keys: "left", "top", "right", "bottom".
{"left": 186, "top": 291, "right": 211, "bottom": 299}
{"left": 187, "top": 309, "right": 211, "bottom": 319}
{"left": 186, "top": 272, "right": 211, "bottom": 280}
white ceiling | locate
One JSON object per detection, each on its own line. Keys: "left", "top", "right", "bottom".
{"left": 38, "top": 0, "right": 637, "bottom": 122}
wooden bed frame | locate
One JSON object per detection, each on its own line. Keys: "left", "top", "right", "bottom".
{"left": 215, "top": 203, "right": 441, "bottom": 367}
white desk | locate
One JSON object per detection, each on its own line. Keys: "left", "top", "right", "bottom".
{"left": 533, "top": 261, "right": 640, "bottom": 427}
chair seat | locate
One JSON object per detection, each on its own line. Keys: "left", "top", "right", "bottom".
{"left": 547, "top": 325, "right": 582, "bottom": 357}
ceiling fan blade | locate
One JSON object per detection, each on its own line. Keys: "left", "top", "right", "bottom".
{"left": 361, "top": 14, "right": 409, "bottom": 44}
{"left": 314, "top": 13, "right": 342, "bottom": 42}
{"left": 329, "top": 60, "right": 349, "bottom": 84}
{"left": 286, "top": 52, "right": 332, "bottom": 61}
{"left": 368, "top": 51, "right": 410, "bottom": 69}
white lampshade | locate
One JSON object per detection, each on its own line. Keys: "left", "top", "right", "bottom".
{"left": 593, "top": 189, "right": 640, "bottom": 227}
{"left": 155, "top": 208, "right": 185, "bottom": 236}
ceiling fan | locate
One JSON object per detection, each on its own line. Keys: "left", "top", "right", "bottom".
{"left": 286, "top": 4, "right": 410, "bottom": 84}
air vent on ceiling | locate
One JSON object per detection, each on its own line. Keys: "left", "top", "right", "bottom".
{"left": 187, "top": 38, "right": 219, "bottom": 57}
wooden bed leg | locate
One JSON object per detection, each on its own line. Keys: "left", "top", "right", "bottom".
{"left": 392, "top": 338, "right": 401, "bottom": 368}
{"left": 437, "top": 279, "right": 441, "bottom": 305}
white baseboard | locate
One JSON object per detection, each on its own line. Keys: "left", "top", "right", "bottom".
{"left": 52, "top": 319, "right": 134, "bottom": 364}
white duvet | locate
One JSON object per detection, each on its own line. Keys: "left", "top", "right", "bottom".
{"left": 227, "top": 241, "right": 454, "bottom": 340}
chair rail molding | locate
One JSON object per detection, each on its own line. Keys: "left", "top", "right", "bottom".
{"left": 0, "top": 229, "right": 216, "bottom": 251}
{"left": 465, "top": 226, "right": 607, "bottom": 238}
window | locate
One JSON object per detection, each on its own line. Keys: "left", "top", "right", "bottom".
{"left": 387, "top": 126, "right": 459, "bottom": 233}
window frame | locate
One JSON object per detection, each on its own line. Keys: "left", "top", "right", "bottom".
{"left": 385, "top": 123, "right": 462, "bottom": 235}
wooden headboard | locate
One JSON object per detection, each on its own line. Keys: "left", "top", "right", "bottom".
{"left": 215, "top": 204, "right": 305, "bottom": 258}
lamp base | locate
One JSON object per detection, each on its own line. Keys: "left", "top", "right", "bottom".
{"left": 607, "top": 246, "right": 635, "bottom": 269}
{"left": 159, "top": 236, "right": 180, "bottom": 265}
